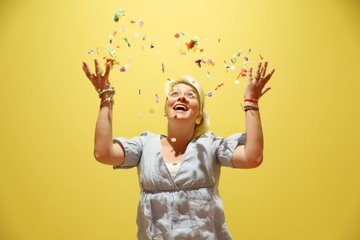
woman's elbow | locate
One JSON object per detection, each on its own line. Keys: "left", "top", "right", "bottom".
{"left": 93, "top": 149, "right": 111, "bottom": 164}
{"left": 245, "top": 154, "right": 263, "bottom": 168}
{"left": 250, "top": 155, "right": 263, "bottom": 168}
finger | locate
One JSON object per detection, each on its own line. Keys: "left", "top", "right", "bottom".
{"left": 261, "top": 86, "right": 271, "bottom": 97}
{"left": 82, "top": 62, "right": 93, "bottom": 79}
{"left": 265, "top": 68, "right": 275, "bottom": 80}
{"left": 103, "top": 63, "right": 111, "bottom": 81}
{"left": 94, "top": 59, "right": 101, "bottom": 76}
{"left": 248, "top": 67, "right": 253, "bottom": 81}
{"left": 260, "top": 61, "right": 268, "bottom": 76}
{"left": 255, "top": 62, "right": 262, "bottom": 77}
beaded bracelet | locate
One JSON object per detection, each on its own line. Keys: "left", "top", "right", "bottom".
{"left": 242, "top": 103, "right": 259, "bottom": 112}
{"left": 98, "top": 87, "right": 116, "bottom": 98}
{"left": 244, "top": 105, "right": 259, "bottom": 111}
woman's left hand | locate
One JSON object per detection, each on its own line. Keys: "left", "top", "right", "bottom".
{"left": 244, "top": 61, "right": 275, "bottom": 101}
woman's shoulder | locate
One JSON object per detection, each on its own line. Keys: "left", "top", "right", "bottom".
{"left": 138, "top": 131, "right": 161, "bottom": 139}
{"left": 195, "top": 131, "right": 221, "bottom": 141}
{"left": 196, "top": 131, "right": 245, "bottom": 141}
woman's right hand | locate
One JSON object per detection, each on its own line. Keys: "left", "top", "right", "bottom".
{"left": 82, "top": 59, "right": 111, "bottom": 91}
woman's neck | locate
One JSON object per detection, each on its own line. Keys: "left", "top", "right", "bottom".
{"left": 166, "top": 121, "right": 194, "bottom": 151}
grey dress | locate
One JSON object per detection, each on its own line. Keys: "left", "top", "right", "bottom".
{"left": 113, "top": 131, "right": 246, "bottom": 240}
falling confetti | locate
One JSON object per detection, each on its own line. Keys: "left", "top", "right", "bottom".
{"left": 195, "top": 59, "right": 202, "bottom": 68}
{"left": 186, "top": 38, "right": 198, "bottom": 50}
{"left": 215, "top": 83, "right": 224, "bottom": 90}
{"left": 130, "top": 18, "right": 144, "bottom": 27}
{"left": 122, "top": 37, "right": 131, "bottom": 47}
{"left": 120, "top": 64, "right": 129, "bottom": 72}
{"left": 113, "top": 8, "right": 125, "bottom": 22}
{"left": 86, "top": 7, "right": 265, "bottom": 117}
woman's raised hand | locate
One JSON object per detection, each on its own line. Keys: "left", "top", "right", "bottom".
{"left": 244, "top": 61, "right": 275, "bottom": 101}
{"left": 82, "top": 59, "right": 111, "bottom": 91}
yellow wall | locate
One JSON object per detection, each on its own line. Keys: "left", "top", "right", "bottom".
{"left": 1, "top": 0, "right": 359, "bottom": 239}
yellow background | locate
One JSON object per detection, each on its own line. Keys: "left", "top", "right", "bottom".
{"left": 1, "top": 0, "right": 359, "bottom": 239}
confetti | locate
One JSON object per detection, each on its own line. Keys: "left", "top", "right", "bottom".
{"left": 120, "top": 64, "right": 129, "bottom": 72}
{"left": 109, "top": 47, "right": 117, "bottom": 57}
{"left": 122, "top": 37, "right": 131, "bottom": 47}
{"left": 106, "top": 58, "right": 118, "bottom": 68}
{"left": 206, "top": 59, "right": 215, "bottom": 67}
{"left": 195, "top": 59, "right": 202, "bottom": 68}
{"left": 130, "top": 18, "right": 144, "bottom": 27}
{"left": 186, "top": 38, "right": 198, "bottom": 50}
{"left": 113, "top": 8, "right": 125, "bottom": 22}
{"left": 86, "top": 8, "right": 263, "bottom": 111}
{"left": 215, "top": 83, "right": 224, "bottom": 90}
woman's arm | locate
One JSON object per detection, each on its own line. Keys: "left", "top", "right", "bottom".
{"left": 232, "top": 61, "right": 275, "bottom": 168}
{"left": 82, "top": 59, "right": 125, "bottom": 166}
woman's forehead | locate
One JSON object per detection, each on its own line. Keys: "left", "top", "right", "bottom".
{"left": 171, "top": 83, "right": 196, "bottom": 92}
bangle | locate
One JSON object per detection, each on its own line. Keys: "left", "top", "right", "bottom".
{"left": 100, "top": 96, "right": 114, "bottom": 108}
{"left": 242, "top": 103, "right": 259, "bottom": 112}
{"left": 97, "top": 87, "right": 115, "bottom": 98}
{"left": 244, "top": 98, "right": 258, "bottom": 103}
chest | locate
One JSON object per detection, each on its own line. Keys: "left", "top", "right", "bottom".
{"left": 161, "top": 143, "right": 184, "bottom": 163}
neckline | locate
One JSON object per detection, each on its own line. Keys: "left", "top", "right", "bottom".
{"left": 160, "top": 134, "right": 188, "bottom": 156}
{"left": 159, "top": 134, "right": 191, "bottom": 180}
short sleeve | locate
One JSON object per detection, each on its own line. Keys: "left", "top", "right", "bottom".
{"left": 112, "top": 132, "right": 148, "bottom": 169}
{"left": 215, "top": 132, "right": 246, "bottom": 167}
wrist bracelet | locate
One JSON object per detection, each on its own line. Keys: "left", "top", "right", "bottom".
{"left": 244, "top": 106, "right": 259, "bottom": 111}
{"left": 98, "top": 87, "right": 115, "bottom": 98}
{"left": 100, "top": 96, "right": 114, "bottom": 108}
{"left": 244, "top": 98, "right": 258, "bottom": 103}
{"left": 242, "top": 103, "right": 259, "bottom": 112}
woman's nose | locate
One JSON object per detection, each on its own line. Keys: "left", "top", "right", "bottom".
{"left": 177, "top": 95, "right": 187, "bottom": 102}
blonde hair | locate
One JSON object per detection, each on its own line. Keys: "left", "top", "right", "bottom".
{"left": 164, "top": 75, "right": 210, "bottom": 137}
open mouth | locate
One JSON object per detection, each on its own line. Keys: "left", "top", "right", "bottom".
{"left": 173, "top": 104, "right": 188, "bottom": 111}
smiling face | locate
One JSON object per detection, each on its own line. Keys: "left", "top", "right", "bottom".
{"left": 165, "top": 83, "right": 201, "bottom": 123}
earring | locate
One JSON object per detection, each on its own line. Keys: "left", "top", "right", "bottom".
{"left": 195, "top": 118, "right": 201, "bottom": 125}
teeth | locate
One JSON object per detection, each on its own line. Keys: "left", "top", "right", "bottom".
{"left": 174, "top": 104, "right": 187, "bottom": 111}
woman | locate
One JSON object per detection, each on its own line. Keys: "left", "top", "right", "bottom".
{"left": 82, "top": 59, "right": 275, "bottom": 240}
